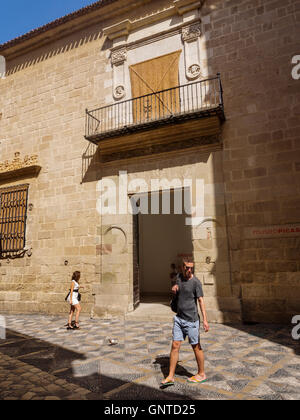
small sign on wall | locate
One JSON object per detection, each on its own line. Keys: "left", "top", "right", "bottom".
{"left": 203, "top": 272, "right": 215, "bottom": 285}
{"left": 243, "top": 224, "right": 300, "bottom": 239}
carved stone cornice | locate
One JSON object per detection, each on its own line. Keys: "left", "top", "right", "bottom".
{"left": 103, "top": 0, "right": 203, "bottom": 42}
{"left": 0, "top": 152, "right": 38, "bottom": 173}
{"left": 174, "top": 0, "right": 202, "bottom": 16}
{"left": 104, "top": 20, "right": 131, "bottom": 41}
{"left": 0, "top": 152, "right": 41, "bottom": 181}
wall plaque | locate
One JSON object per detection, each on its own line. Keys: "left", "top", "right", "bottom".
{"left": 243, "top": 224, "right": 300, "bottom": 239}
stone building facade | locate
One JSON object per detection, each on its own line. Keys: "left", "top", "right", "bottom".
{"left": 0, "top": 0, "right": 299, "bottom": 323}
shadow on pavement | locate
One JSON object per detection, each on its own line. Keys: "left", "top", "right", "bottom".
{"left": 154, "top": 356, "right": 194, "bottom": 379}
{"left": 0, "top": 328, "right": 192, "bottom": 400}
{"left": 224, "top": 323, "right": 300, "bottom": 357}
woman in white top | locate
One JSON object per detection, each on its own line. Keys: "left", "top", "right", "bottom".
{"left": 67, "top": 271, "right": 83, "bottom": 330}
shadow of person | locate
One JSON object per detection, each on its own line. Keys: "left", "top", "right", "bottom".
{"left": 154, "top": 356, "right": 194, "bottom": 380}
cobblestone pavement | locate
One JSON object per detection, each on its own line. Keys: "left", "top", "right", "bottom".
{"left": 0, "top": 314, "right": 299, "bottom": 400}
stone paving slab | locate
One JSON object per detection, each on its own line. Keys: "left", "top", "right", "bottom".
{"left": 0, "top": 314, "right": 299, "bottom": 400}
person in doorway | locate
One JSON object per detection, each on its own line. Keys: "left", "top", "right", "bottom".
{"left": 161, "top": 259, "right": 209, "bottom": 387}
{"left": 170, "top": 263, "right": 178, "bottom": 287}
{"left": 66, "top": 271, "right": 83, "bottom": 330}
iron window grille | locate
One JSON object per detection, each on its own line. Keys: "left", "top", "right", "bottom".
{"left": 0, "top": 184, "right": 29, "bottom": 258}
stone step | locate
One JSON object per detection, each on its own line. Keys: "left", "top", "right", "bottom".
{"left": 125, "top": 302, "right": 174, "bottom": 323}
{"left": 124, "top": 300, "right": 242, "bottom": 323}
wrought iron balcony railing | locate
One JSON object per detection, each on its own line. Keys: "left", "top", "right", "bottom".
{"left": 85, "top": 74, "right": 225, "bottom": 143}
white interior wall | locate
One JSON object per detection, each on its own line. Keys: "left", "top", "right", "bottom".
{"left": 138, "top": 196, "right": 193, "bottom": 295}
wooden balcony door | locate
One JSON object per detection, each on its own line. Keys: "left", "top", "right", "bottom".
{"left": 130, "top": 51, "right": 182, "bottom": 123}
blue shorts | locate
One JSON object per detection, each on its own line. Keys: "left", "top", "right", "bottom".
{"left": 173, "top": 315, "right": 200, "bottom": 345}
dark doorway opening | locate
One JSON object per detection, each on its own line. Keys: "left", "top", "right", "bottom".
{"left": 131, "top": 188, "right": 193, "bottom": 306}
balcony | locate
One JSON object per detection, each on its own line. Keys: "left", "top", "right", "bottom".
{"left": 85, "top": 74, "right": 225, "bottom": 160}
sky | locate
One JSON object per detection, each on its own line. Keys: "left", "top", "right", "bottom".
{"left": 0, "top": 0, "right": 99, "bottom": 44}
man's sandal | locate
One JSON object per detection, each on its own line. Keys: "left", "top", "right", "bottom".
{"left": 160, "top": 380, "right": 174, "bottom": 388}
{"left": 187, "top": 376, "right": 207, "bottom": 384}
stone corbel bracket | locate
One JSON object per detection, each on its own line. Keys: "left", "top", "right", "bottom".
{"left": 174, "top": 0, "right": 203, "bottom": 16}
{"left": 104, "top": 19, "right": 131, "bottom": 41}
{"left": 182, "top": 22, "right": 202, "bottom": 81}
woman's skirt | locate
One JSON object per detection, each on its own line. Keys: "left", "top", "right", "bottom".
{"left": 67, "top": 292, "right": 79, "bottom": 306}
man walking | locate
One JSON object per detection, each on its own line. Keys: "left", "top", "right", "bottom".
{"left": 161, "top": 259, "right": 209, "bottom": 387}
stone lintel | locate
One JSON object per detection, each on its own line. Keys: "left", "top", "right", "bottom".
{"left": 0, "top": 165, "right": 41, "bottom": 182}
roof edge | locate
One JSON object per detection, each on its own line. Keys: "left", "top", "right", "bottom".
{"left": 0, "top": 0, "right": 118, "bottom": 54}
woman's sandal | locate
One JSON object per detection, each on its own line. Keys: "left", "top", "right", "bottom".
{"left": 67, "top": 323, "right": 74, "bottom": 330}
{"left": 73, "top": 323, "right": 80, "bottom": 330}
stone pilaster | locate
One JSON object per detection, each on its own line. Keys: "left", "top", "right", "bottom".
{"left": 111, "top": 47, "right": 127, "bottom": 100}
{"left": 182, "top": 22, "right": 202, "bottom": 81}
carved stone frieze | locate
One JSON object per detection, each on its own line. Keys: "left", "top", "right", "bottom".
{"left": 111, "top": 48, "right": 127, "bottom": 66}
{"left": 182, "top": 23, "right": 202, "bottom": 42}
{"left": 0, "top": 152, "right": 38, "bottom": 174}
{"left": 99, "top": 134, "right": 221, "bottom": 163}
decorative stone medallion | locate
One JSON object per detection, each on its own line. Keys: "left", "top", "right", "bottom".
{"left": 113, "top": 85, "right": 126, "bottom": 100}
{"left": 187, "top": 64, "right": 202, "bottom": 80}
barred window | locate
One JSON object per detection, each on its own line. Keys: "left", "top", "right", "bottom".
{"left": 0, "top": 184, "right": 29, "bottom": 256}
